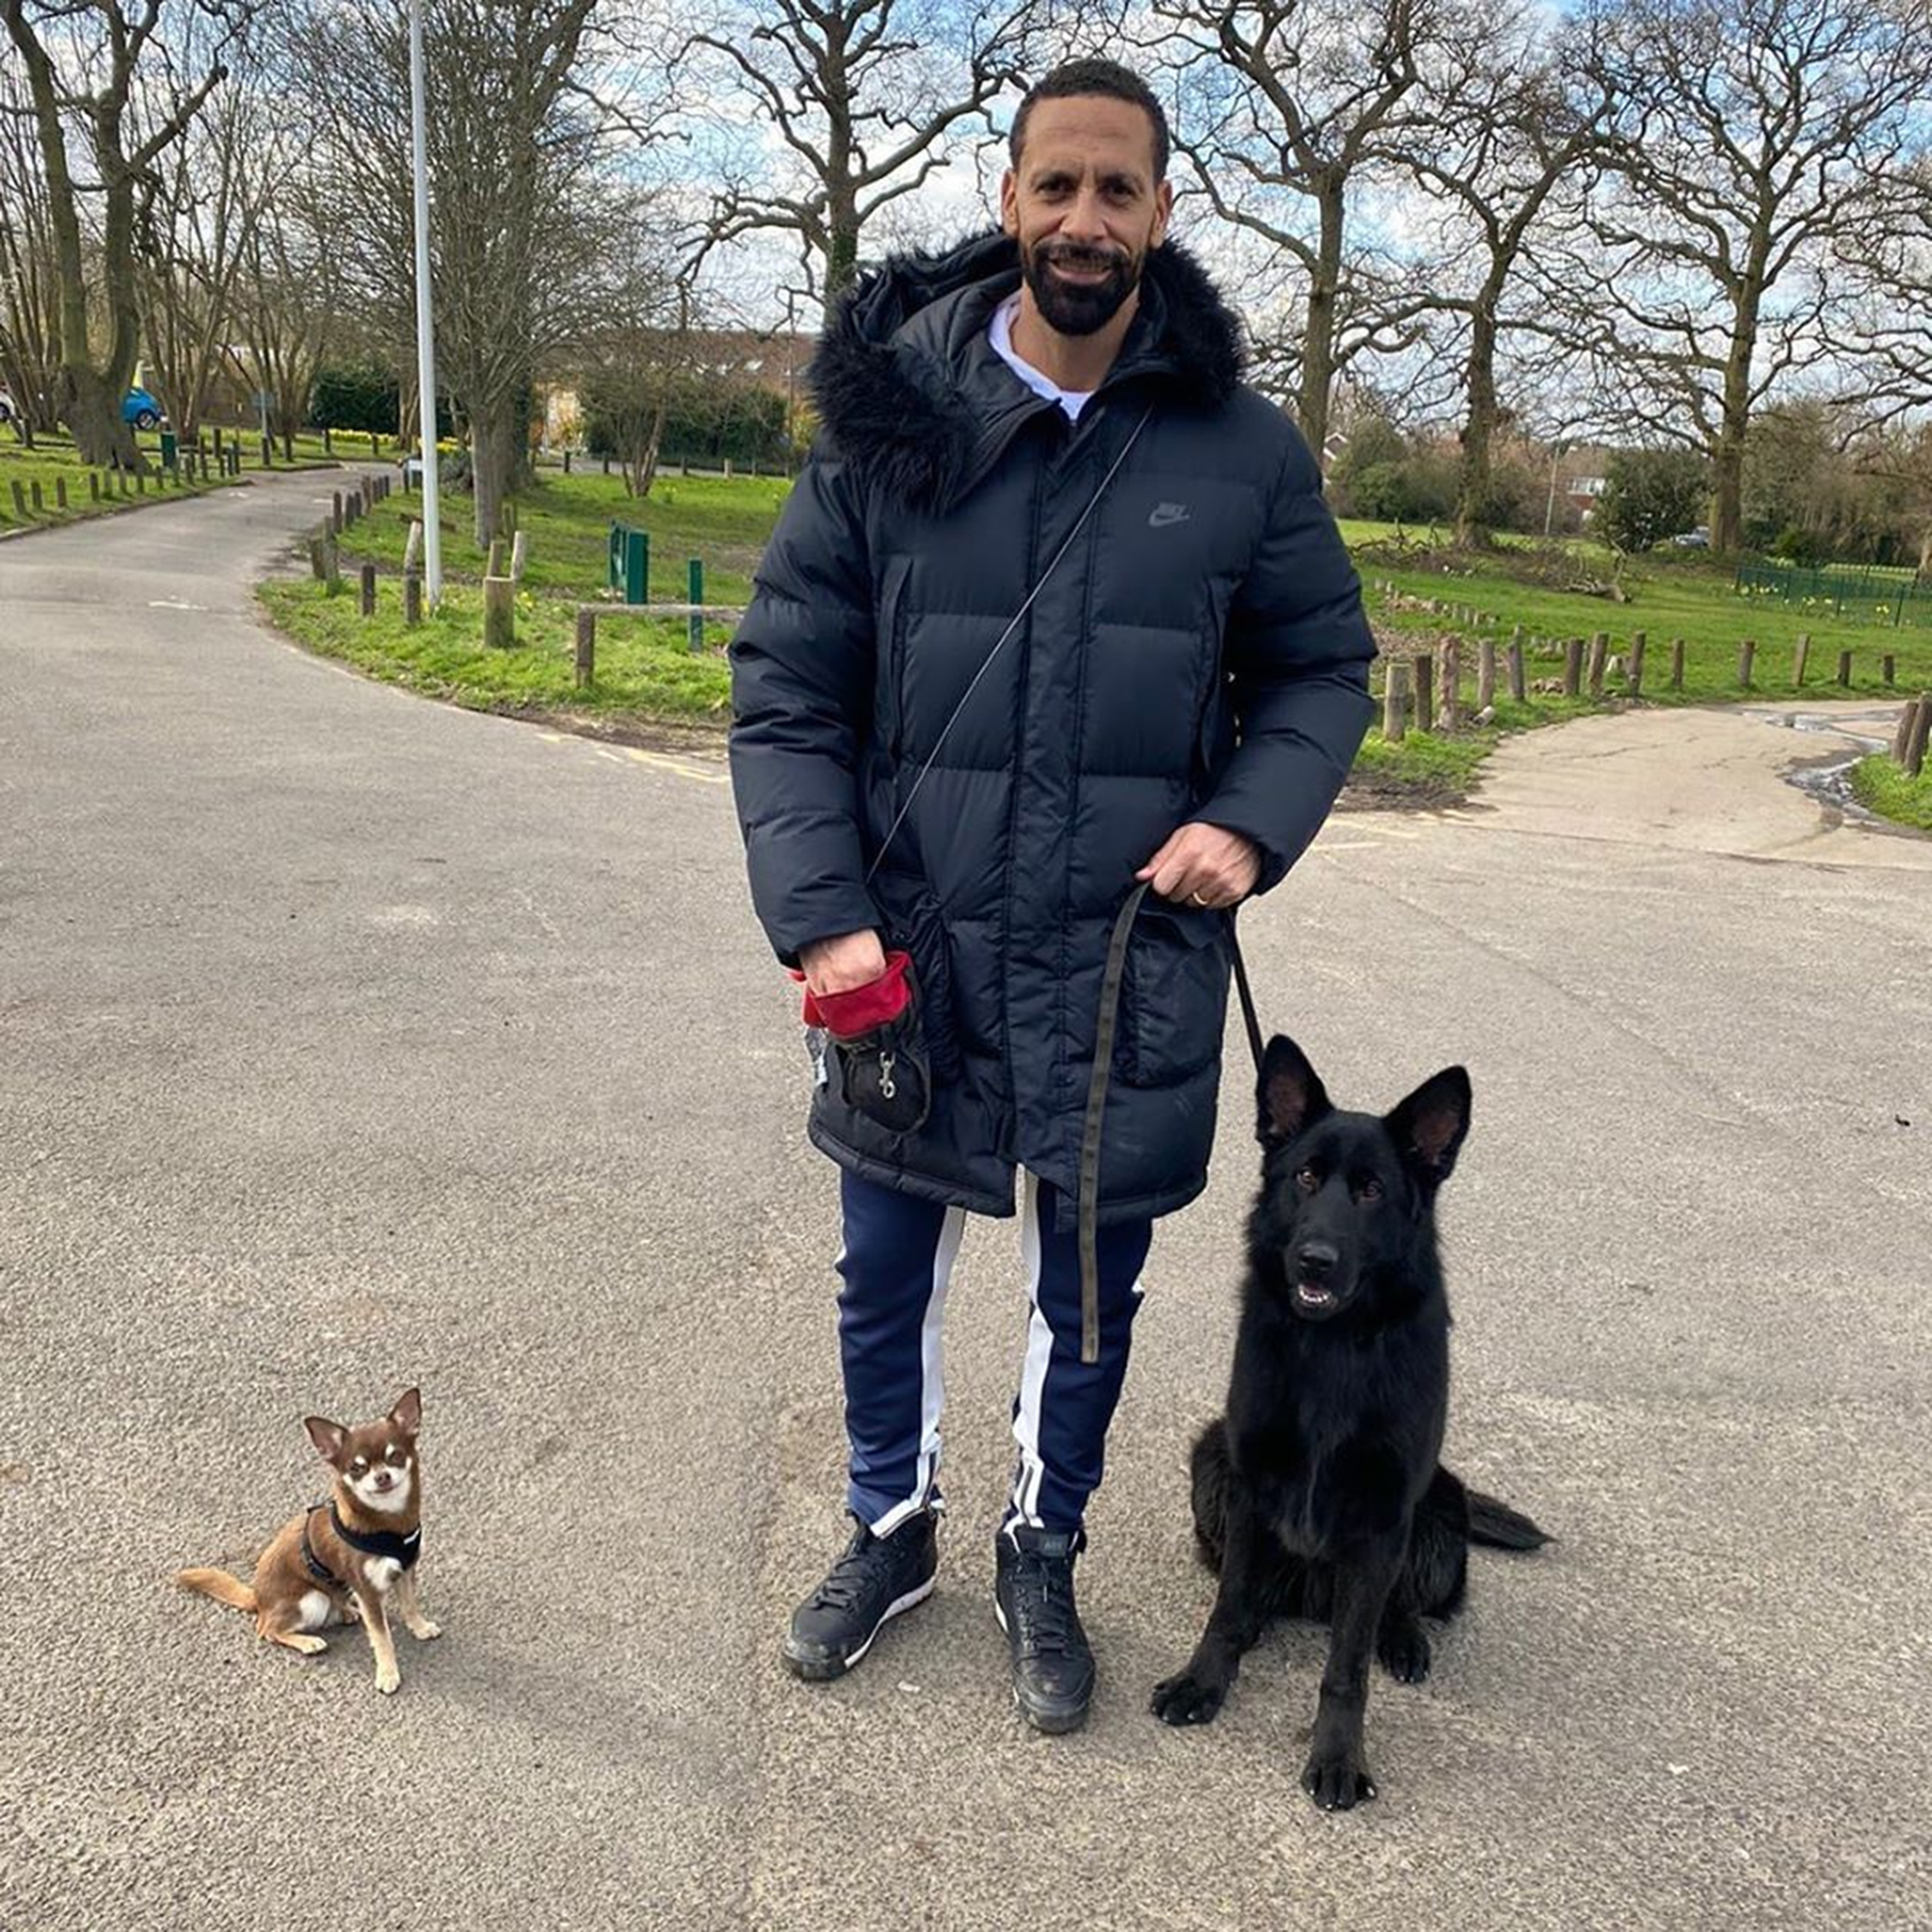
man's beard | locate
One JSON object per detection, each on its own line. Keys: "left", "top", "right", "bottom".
{"left": 1021, "top": 240, "right": 1144, "bottom": 337}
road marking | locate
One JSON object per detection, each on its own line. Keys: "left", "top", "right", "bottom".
{"left": 622, "top": 746, "right": 727, "bottom": 785}
{"left": 148, "top": 598, "right": 209, "bottom": 611}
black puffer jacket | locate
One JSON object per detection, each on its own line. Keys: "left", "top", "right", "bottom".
{"left": 729, "top": 233, "right": 1375, "bottom": 1227}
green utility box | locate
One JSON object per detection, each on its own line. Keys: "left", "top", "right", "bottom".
{"left": 160, "top": 429, "right": 179, "bottom": 471}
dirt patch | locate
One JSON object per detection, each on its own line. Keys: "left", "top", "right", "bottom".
{"left": 1335, "top": 767, "right": 1468, "bottom": 812}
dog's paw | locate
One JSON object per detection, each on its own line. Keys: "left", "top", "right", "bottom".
{"left": 374, "top": 1662, "right": 401, "bottom": 1696}
{"left": 289, "top": 1634, "right": 329, "bottom": 1656}
{"left": 410, "top": 1618, "right": 442, "bottom": 1641}
{"left": 1301, "top": 1748, "right": 1377, "bottom": 1812}
{"left": 1377, "top": 1619, "right": 1431, "bottom": 1685}
{"left": 1150, "top": 1672, "right": 1226, "bottom": 1727}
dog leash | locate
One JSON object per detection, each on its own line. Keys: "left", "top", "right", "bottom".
{"left": 1076, "top": 885, "right": 1267, "bottom": 1364}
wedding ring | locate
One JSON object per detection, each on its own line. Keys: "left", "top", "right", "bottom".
{"left": 1189, "top": 890, "right": 1210, "bottom": 907}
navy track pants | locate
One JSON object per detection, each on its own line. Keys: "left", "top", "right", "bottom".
{"left": 836, "top": 1168, "right": 1153, "bottom": 1536}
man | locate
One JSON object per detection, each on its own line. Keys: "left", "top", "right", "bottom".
{"left": 728, "top": 58, "right": 1375, "bottom": 1734}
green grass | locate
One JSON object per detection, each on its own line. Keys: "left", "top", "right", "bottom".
{"left": 1848, "top": 754, "right": 1932, "bottom": 831}
{"left": 336, "top": 466, "right": 789, "bottom": 604}
{"left": 1, "top": 424, "right": 338, "bottom": 532}
{"left": 258, "top": 575, "right": 732, "bottom": 721}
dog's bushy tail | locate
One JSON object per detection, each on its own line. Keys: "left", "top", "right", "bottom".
{"left": 176, "top": 1567, "right": 257, "bottom": 1613}
{"left": 1466, "top": 1489, "right": 1552, "bottom": 1551}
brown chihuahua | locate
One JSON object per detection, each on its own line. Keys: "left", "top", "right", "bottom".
{"left": 177, "top": 1387, "right": 440, "bottom": 1694}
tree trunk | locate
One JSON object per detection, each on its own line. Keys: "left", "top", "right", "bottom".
{"left": 470, "top": 392, "right": 524, "bottom": 549}
{"left": 1455, "top": 299, "right": 1502, "bottom": 550}
{"left": 1297, "top": 176, "right": 1346, "bottom": 461}
{"left": 623, "top": 398, "right": 668, "bottom": 499}
{"left": 1710, "top": 253, "right": 1766, "bottom": 558}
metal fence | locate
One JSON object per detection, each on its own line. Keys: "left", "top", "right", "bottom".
{"left": 1734, "top": 560, "right": 1932, "bottom": 629}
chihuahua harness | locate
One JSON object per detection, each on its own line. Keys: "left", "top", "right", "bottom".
{"left": 302, "top": 1504, "right": 422, "bottom": 1584}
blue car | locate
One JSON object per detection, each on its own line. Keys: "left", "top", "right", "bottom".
{"left": 124, "top": 386, "right": 165, "bottom": 431}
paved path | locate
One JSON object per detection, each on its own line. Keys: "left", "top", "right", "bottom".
{"left": 3, "top": 479, "right": 1928, "bottom": 1929}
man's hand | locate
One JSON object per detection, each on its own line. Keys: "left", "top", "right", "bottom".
{"left": 1137, "top": 823, "right": 1261, "bottom": 909}
{"left": 799, "top": 928, "right": 887, "bottom": 996}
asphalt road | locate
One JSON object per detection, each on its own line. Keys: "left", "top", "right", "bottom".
{"left": 3, "top": 477, "right": 1928, "bottom": 1930}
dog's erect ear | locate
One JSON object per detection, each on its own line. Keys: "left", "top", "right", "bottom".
{"left": 304, "top": 1415, "right": 349, "bottom": 1466}
{"left": 1258, "top": 1036, "right": 1331, "bottom": 1146}
{"left": 1385, "top": 1066, "right": 1472, "bottom": 1189}
{"left": 389, "top": 1387, "right": 422, "bottom": 1436}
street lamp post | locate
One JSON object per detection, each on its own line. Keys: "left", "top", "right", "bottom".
{"left": 408, "top": 0, "right": 442, "bottom": 607}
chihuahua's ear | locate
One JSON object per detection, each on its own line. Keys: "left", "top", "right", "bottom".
{"left": 304, "top": 1415, "right": 349, "bottom": 1465}
{"left": 389, "top": 1387, "right": 422, "bottom": 1436}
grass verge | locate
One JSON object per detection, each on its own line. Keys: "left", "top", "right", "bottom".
{"left": 1847, "top": 755, "right": 1932, "bottom": 832}
{"left": 258, "top": 575, "right": 732, "bottom": 725}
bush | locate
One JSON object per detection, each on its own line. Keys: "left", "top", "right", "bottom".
{"left": 311, "top": 363, "right": 399, "bottom": 435}
{"left": 1598, "top": 447, "right": 1709, "bottom": 554}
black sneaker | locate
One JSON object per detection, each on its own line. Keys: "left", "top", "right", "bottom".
{"left": 993, "top": 1524, "right": 1094, "bottom": 1735}
{"left": 781, "top": 1511, "right": 939, "bottom": 1681}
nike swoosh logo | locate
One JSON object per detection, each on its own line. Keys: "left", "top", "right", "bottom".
{"left": 1148, "top": 503, "right": 1190, "bottom": 528}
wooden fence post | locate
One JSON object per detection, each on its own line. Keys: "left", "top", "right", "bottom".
{"left": 487, "top": 537, "right": 507, "bottom": 577}
{"left": 509, "top": 531, "right": 529, "bottom": 582}
{"left": 309, "top": 532, "right": 330, "bottom": 580}
{"left": 1737, "top": 637, "right": 1757, "bottom": 689}
{"left": 1792, "top": 633, "right": 1811, "bottom": 685}
{"left": 1478, "top": 638, "right": 1497, "bottom": 711}
{"left": 1837, "top": 649, "right": 1853, "bottom": 688}
{"left": 1671, "top": 638, "right": 1686, "bottom": 691}
{"left": 323, "top": 425, "right": 333, "bottom": 455}
{"left": 404, "top": 569, "right": 423, "bottom": 627}
{"left": 1892, "top": 698, "right": 1917, "bottom": 762}
{"left": 1563, "top": 637, "right": 1583, "bottom": 697}
{"left": 1383, "top": 661, "right": 1409, "bottom": 742}
{"left": 1439, "top": 640, "right": 1461, "bottom": 730}
{"left": 1587, "top": 630, "right": 1608, "bottom": 698}
{"left": 1413, "top": 653, "right": 1434, "bottom": 733}
{"left": 1507, "top": 635, "right": 1526, "bottom": 703}
{"left": 404, "top": 520, "right": 423, "bottom": 573}
{"left": 88, "top": 472, "right": 100, "bottom": 503}
{"left": 331, "top": 490, "right": 343, "bottom": 534}
{"left": 1883, "top": 653, "right": 1896, "bottom": 687}
{"left": 29, "top": 481, "right": 43, "bottom": 513}
{"left": 1905, "top": 694, "right": 1931, "bottom": 779}
{"left": 359, "top": 562, "right": 377, "bottom": 617}
{"left": 9, "top": 480, "right": 26, "bottom": 519}
{"left": 575, "top": 608, "right": 596, "bottom": 688}
{"left": 55, "top": 477, "right": 68, "bottom": 511}
{"left": 1628, "top": 630, "right": 1647, "bottom": 698}
{"left": 483, "top": 574, "right": 515, "bottom": 648}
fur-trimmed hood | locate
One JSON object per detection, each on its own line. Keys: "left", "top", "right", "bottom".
{"left": 808, "top": 231, "right": 1248, "bottom": 510}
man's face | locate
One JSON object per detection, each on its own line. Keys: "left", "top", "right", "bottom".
{"left": 1001, "top": 95, "right": 1173, "bottom": 337}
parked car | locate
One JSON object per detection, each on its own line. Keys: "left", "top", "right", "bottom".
{"left": 0, "top": 388, "right": 15, "bottom": 423}
{"left": 124, "top": 386, "right": 165, "bottom": 431}
{"left": 1669, "top": 526, "right": 1710, "bottom": 549}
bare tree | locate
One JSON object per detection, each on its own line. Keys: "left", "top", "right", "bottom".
{"left": 0, "top": 69, "right": 64, "bottom": 441}
{"left": 136, "top": 58, "right": 272, "bottom": 443}
{"left": 681, "top": 0, "right": 1028, "bottom": 303}
{"left": 1, "top": 0, "right": 251, "bottom": 466}
{"left": 236, "top": 168, "right": 342, "bottom": 458}
{"left": 1155, "top": 0, "right": 1466, "bottom": 458}
{"left": 1392, "top": 3, "right": 1612, "bottom": 545}
{"left": 293, "top": 0, "right": 660, "bottom": 546}
{"left": 1568, "top": 0, "right": 1932, "bottom": 556}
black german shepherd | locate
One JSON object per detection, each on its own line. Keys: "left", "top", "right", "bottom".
{"left": 1151, "top": 1035, "right": 1547, "bottom": 1809}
